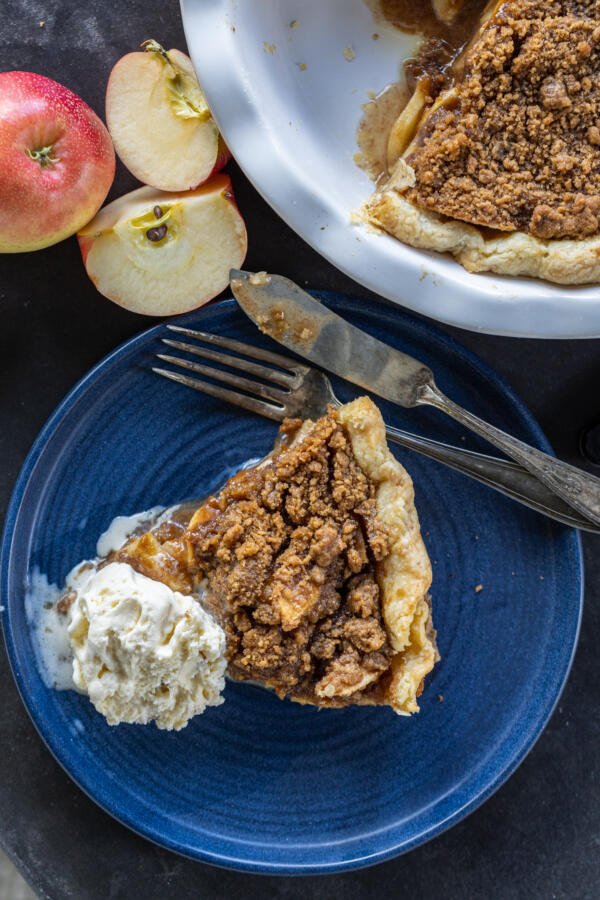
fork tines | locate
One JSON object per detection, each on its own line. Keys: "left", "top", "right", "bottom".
{"left": 153, "top": 325, "right": 301, "bottom": 421}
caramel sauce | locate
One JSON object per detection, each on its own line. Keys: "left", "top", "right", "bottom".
{"left": 355, "top": 82, "right": 411, "bottom": 182}
{"left": 404, "top": 0, "right": 492, "bottom": 92}
{"left": 372, "top": 0, "right": 485, "bottom": 40}
{"left": 357, "top": 0, "right": 488, "bottom": 179}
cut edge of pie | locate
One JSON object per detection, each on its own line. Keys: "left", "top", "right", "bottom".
{"left": 362, "top": 0, "right": 600, "bottom": 285}
{"left": 113, "top": 397, "right": 438, "bottom": 716}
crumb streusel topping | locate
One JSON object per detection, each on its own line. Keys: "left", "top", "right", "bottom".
{"left": 187, "top": 410, "right": 396, "bottom": 705}
{"left": 406, "top": 0, "right": 600, "bottom": 239}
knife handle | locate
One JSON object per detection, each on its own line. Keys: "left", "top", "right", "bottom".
{"left": 416, "top": 381, "right": 600, "bottom": 528}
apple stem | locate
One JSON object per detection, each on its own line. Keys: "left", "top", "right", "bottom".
{"left": 141, "top": 39, "right": 171, "bottom": 66}
{"left": 27, "top": 145, "right": 59, "bottom": 167}
{"left": 141, "top": 37, "right": 211, "bottom": 121}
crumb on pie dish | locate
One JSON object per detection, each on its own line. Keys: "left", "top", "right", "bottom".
{"left": 362, "top": 0, "right": 600, "bottom": 284}
{"left": 89, "top": 397, "right": 437, "bottom": 721}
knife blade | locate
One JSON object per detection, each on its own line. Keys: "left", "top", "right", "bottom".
{"left": 230, "top": 269, "right": 600, "bottom": 528}
{"left": 229, "top": 270, "right": 432, "bottom": 407}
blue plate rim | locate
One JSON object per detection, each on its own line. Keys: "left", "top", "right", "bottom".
{"left": 0, "top": 294, "right": 584, "bottom": 874}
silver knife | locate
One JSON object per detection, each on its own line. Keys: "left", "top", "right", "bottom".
{"left": 230, "top": 269, "right": 600, "bottom": 528}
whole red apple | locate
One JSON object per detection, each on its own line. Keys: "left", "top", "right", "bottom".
{"left": 0, "top": 71, "right": 115, "bottom": 253}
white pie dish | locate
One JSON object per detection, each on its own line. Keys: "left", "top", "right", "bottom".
{"left": 181, "top": 0, "right": 600, "bottom": 338}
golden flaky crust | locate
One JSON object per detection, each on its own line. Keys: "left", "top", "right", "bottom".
{"left": 365, "top": 186, "right": 600, "bottom": 284}
{"left": 338, "top": 398, "right": 437, "bottom": 714}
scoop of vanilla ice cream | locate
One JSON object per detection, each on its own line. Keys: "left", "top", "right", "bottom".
{"left": 67, "top": 562, "right": 226, "bottom": 730}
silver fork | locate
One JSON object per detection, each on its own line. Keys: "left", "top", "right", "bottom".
{"left": 153, "top": 325, "right": 600, "bottom": 533}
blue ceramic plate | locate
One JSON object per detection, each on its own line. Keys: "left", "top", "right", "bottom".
{"left": 1, "top": 295, "right": 583, "bottom": 873}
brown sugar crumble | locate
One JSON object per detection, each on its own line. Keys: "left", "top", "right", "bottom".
{"left": 406, "top": 0, "right": 600, "bottom": 240}
{"left": 186, "top": 409, "right": 395, "bottom": 705}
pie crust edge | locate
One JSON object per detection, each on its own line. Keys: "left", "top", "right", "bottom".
{"left": 363, "top": 158, "right": 600, "bottom": 288}
{"left": 336, "top": 397, "right": 437, "bottom": 715}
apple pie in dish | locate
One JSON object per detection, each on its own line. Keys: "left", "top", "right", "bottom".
{"left": 364, "top": 0, "right": 600, "bottom": 283}
{"left": 113, "top": 398, "right": 437, "bottom": 715}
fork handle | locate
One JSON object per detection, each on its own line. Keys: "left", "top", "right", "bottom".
{"left": 416, "top": 381, "right": 600, "bottom": 528}
{"left": 384, "top": 423, "right": 600, "bottom": 532}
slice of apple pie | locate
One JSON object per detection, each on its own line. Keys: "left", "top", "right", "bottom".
{"left": 364, "top": 0, "right": 600, "bottom": 283}
{"left": 114, "top": 398, "right": 437, "bottom": 714}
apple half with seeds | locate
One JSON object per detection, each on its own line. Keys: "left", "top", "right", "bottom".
{"left": 78, "top": 175, "right": 247, "bottom": 315}
{"left": 106, "top": 40, "right": 229, "bottom": 192}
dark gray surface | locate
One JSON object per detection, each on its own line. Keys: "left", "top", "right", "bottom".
{"left": 1, "top": 2, "right": 599, "bottom": 898}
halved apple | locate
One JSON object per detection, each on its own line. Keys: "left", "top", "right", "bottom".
{"left": 106, "top": 40, "right": 229, "bottom": 191}
{"left": 78, "top": 175, "right": 247, "bottom": 315}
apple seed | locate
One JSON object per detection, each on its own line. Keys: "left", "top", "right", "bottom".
{"left": 146, "top": 224, "right": 168, "bottom": 242}
{"left": 130, "top": 205, "right": 173, "bottom": 231}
